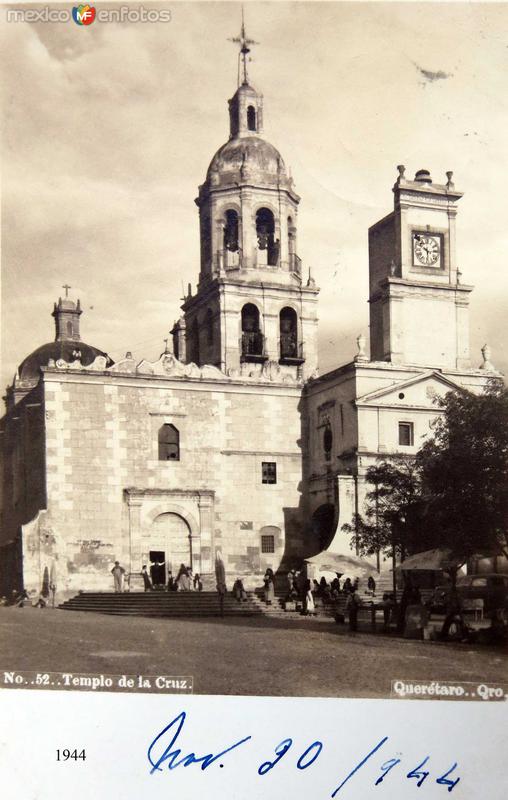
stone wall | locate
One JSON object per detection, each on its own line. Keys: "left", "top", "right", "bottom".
{"left": 23, "top": 368, "right": 303, "bottom": 596}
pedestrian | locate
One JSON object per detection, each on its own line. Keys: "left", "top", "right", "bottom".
{"left": 167, "top": 570, "right": 174, "bottom": 591}
{"left": 382, "top": 592, "right": 393, "bottom": 632}
{"left": 141, "top": 565, "right": 152, "bottom": 592}
{"left": 111, "top": 561, "right": 125, "bottom": 593}
{"left": 397, "top": 576, "right": 414, "bottom": 633}
{"left": 176, "top": 563, "right": 190, "bottom": 591}
{"left": 263, "top": 569, "right": 275, "bottom": 605}
{"left": 232, "top": 578, "right": 247, "bottom": 602}
{"left": 217, "top": 580, "right": 227, "bottom": 617}
{"left": 347, "top": 587, "right": 360, "bottom": 631}
{"left": 367, "top": 575, "right": 376, "bottom": 593}
{"left": 286, "top": 570, "right": 294, "bottom": 598}
{"left": 193, "top": 573, "right": 203, "bottom": 592}
{"left": 304, "top": 579, "right": 315, "bottom": 615}
{"left": 343, "top": 577, "right": 352, "bottom": 594}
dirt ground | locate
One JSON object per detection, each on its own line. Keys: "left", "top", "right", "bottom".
{"left": 0, "top": 607, "right": 506, "bottom": 697}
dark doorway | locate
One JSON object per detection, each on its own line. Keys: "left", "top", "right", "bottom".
{"left": 149, "top": 550, "right": 166, "bottom": 588}
{"left": 310, "top": 504, "right": 338, "bottom": 551}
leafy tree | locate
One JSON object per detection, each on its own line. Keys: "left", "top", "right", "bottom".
{"left": 342, "top": 457, "right": 429, "bottom": 561}
{"left": 343, "top": 379, "right": 508, "bottom": 576}
{"left": 417, "top": 378, "right": 508, "bottom": 563}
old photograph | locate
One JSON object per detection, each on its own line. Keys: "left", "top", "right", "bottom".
{"left": 0, "top": 1, "right": 507, "bottom": 700}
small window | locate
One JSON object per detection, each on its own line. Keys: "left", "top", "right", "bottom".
{"left": 261, "top": 535, "right": 275, "bottom": 554}
{"left": 247, "top": 105, "right": 256, "bottom": 132}
{"left": 262, "top": 462, "right": 277, "bottom": 484}
{"left": 398, "top": 422, "right": 414, "bottom": 447}
{"left": 158, "top": 424, "right": 180, "bottom": 461}
{"left": 471, "top": 577, "right": 488, "bottom": 587}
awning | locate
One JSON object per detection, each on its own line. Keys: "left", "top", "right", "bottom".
{"left": 396, "top": 548, "right": 463, "bottom": 572}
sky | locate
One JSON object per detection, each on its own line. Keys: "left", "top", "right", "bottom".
{"left": 2, "top": 1, "right": 508, "bottom": 394}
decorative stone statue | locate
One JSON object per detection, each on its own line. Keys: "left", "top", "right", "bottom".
{"left": 355, "top": 333, "right": 367, "bottom": 362}
{"left": 480, "top": 344, "right": 495, "bottom": 372}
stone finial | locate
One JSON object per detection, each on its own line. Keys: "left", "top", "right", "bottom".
{"left": 414, "top": 169, "right": 432, "bottom": 184}
{"left": 446, "top": 171, "right": 454, "bottom": 189}
{"left": 125, "top": 351, "right": 133, "bottom": 359}
{"left": 480, "top": 344, "right": 495, "bottom": 372}
{"left": 396, "top": 165, "right": 406, "bottom": 184}
{"left": 389, "top": 259, "right": 397, "bottom": 277}
{"left": 354, "top": 333, "right": 368, "bottom": 362}
{"left": 306, "top": 267, "right": 316, "bottom": 288}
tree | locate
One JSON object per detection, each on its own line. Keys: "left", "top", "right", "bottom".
{"left": 342, "top": 379, "right": 508, "bottom": 582}
{"left": 342, "top": 457, "right": 429, "bottom": 561}
{"left": 417, "top": 378, "right": 508, "bottom": 565}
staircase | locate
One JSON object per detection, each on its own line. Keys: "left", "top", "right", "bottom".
{"left": 59, "top": 590, "right": 263, "bottom": 618}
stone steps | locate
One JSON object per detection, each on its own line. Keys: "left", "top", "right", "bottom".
{"left": 59, "top": 590, "right": 263, "bottom": 618}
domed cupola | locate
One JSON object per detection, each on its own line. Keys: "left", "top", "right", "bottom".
{"left": 8, "top": 292, "right": 113, "bottom": 409}
{"left": 195, "top": 18, "right": 300, "bottom": 284}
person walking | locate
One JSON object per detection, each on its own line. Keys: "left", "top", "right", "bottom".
{"left": 111, "top": 561, "right": 125, "bottom": 593}
{"left": 141, "top": 565, "right": 152, "bottom": 592}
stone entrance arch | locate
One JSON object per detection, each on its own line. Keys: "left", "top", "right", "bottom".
{"left": 124, "top": 489, "right": 214, "bottom": 579}
{"left": 151, "top": 512, "right": 192, "bottom": 577}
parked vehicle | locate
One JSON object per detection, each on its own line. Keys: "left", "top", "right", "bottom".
{"left": 431, "top": 573, "right": 508, "bottom": 615}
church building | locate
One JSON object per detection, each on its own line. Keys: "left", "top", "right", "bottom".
{"left": 0, "top": 30, "right": 498, "bottom": 598}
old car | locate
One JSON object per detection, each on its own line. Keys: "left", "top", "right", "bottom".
{"left": 431, "top": 573, "right": 508, "bottom": 616}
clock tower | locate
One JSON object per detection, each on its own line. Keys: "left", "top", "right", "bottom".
{"left": 368, "top": 166, "right": 471, "bottom": 370}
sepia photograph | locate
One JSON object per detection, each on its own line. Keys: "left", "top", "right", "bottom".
{"left": 0, "top": 0, "right": 507, "bottom": 703}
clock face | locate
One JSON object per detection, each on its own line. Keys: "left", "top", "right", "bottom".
{"left": 413, "top": 233, "right": 441, "bottom": 266}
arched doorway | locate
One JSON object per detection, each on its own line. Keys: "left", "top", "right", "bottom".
{"left": 151, "top": 513, "right": 192, "bottom": 586}
{"left": 310, "top": 504, "right": 338, "bottom": 552}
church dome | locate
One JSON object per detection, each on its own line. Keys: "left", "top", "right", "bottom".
{"left": 18, "top": 341, "right": 113, "bottom": 383}
{"left": 207, "top": 136, "right": 287, "bottom": 186}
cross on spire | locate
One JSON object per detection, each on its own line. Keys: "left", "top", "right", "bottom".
{"left": 229, "top": 7, "right": 258, "bottom": 86}
{"left": 62, "top": 284, "right": 71, "bottom": 298}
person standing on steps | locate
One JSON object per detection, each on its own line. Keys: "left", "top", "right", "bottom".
{"left": 111, "top": 561, "right": 125, "bottom": 593}
{"left": 141, "top": 565, "right": 152, "bottom": 592}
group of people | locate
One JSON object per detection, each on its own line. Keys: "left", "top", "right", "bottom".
{"left": 141, "top": 563, "right": 203, "bottom": 593}
{"left": 111, "top": 561, "right": 204, "bottom": 593}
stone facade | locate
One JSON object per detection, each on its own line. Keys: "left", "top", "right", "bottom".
{"left": 0, "top": 65, "right": 501, "bottom": 599}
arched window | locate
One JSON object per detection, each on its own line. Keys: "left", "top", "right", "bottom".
{"left": 224, "top": 210, "right": 239, "bottom": 252}
{"left": 247, "top": 105, "right": 257, "bottom": 132}
{"left": 256, "top": 208, "right": 279, "bottom": 266}
{"left": 158, "top": 424, "right": 180, "bottom": 461}
{"left": 279, "top": 307, "right": 298, "bottom": 360}
{"left": 241, "top": 303, "right": 263, "bottom": 359}
{"left": 206, "top": 308, "right": 214, "bottom": 345}
{"left": 66, "top": 321, "right": 73, "bottom": 337}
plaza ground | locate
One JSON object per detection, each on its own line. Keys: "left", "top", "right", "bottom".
{"left": 0, "top": 607, "right": 506, "bottom": 698}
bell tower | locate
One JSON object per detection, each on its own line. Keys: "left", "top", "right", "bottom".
{"left": 175, "top": 18, "right": 319, "bottom": 380}
{"left": 368, "top": 166, "right": 472, "bottom": 370}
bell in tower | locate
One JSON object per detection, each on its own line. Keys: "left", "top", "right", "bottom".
{"left": 177, "top": 15, "right": 319, "bottom": 381}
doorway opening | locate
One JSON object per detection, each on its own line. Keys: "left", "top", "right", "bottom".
{"left": 149, "top": 550, "right": 166, "bottom": 588}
